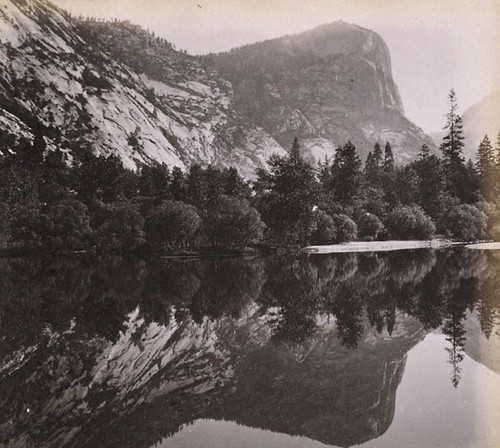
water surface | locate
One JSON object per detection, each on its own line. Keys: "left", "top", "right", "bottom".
{"left": 0, "top": 249, "right": 499, "bottom": 447}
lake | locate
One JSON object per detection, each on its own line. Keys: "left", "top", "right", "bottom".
{"left": 0, "top": 248, "right": 499, "bottom": 448}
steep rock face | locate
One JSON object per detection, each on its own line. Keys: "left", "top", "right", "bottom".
{"left": 0, "top": 0, "right": 285, "bottom": 177}
{"left": 214, "top": 21, "right": 435, "bottom": 163}
{"left": 461, "top": 90, "right": 500, "bottom": 161}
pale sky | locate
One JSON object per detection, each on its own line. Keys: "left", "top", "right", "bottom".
{"left": 53, "top": 0, "right": 500, "bottom": 134}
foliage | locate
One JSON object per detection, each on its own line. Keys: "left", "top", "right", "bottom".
{"left": 385, "top": 205, "right": 435, "bottom": 240}
{"left": 203, "top": 195, "right": 264, "bottom": 248}
{"left": 145, "top": 200, "right": 201, "bottom": 251}
{"left": 440, "top": 89, "right": 465, "bottom": 167}
{"left": 445, "top": 204, "right": 484, "bottom": 241}
{"left": 39, "top": 199, "right": 92, "bottom": 252}
{"left": 476, "top": 135, "right": 496, "bottom": 201}
{"left": 92, "top": 200, "right": 145, "bottom": 252}
{"left": 357, "top": 212, "right": 384, "bottom": 240}
{"left": 321, "top": 141, "right": 362, "bottom": 210}
{"left": 331, "top": 214, "right": 358, "bottom": 242}
{"left": 256, "top": 138, "right": 318, "bottom": 245}
{"left": 310, "top": 210, "right": 337, "bottom": 245}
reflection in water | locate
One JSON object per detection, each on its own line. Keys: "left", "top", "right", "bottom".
{"left": 0, "top": 249, "right": 499, "bottom": 447}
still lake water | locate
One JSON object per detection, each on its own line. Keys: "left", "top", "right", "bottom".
{"left": 0, "top": 248, "right": 499, "bottom": 448}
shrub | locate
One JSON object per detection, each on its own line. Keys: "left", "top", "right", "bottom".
{"left": 10, "top": 202, "right": 42, "bottom": 249}
{"left": 39, "top": 199, "right": 92, "bottom": 251}
{"left": 204, "top": 195, "right": 265, "bottom": 248}
{"left": 445, "top": 204, "right": 484, "bottom": 241}
{"left": 93, "top": 200, "right": 145, "bottom": 252}
{"left": 331, "top": 214, "right": 358, "bottom": 242}
{"left": 145, "top": 200, "right": 201, "bottom": 251}
{"left": 385, "top": 205, "right": 435, "bottom": 240}
{"left": 357, "top": 212, "right": 384, "bottom": 239}
{"left": 310, "top": 210, "right": 336, "bottom": 245}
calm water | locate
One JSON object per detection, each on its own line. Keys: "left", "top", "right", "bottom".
{"left": 0, "top": 249, "right": 499, "bottom": 448}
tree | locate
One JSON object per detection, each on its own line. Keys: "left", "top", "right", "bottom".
{"left": 39, "top": 199, "right": 92, "bottom": 252}
{"left": 203, "top": 195, "right": 264, "bottom": 248}
{"left": 383, "top": 141, "right": 394, "bottom": 172}
{"left": 92, "top": 200, "right": 146, "bottom": 252}
{"left": 476, "top": 135, "right": 496, "bottom": 201}
{"left": 445, "top": 204, "right": 484, "bottom": 241}
{"left": 412, "top": 146, "right": 448, "bottom": 230}
{"left": 373, "top": 142, "right": 383, "bottom": 168}
{"left": 256, "top": 138, "right": 318, "bottom": 245}
{"left": 440, "top": 89, "right": 465, "bottom": 167}
{"left": 385, "top": 205, "right": 436, "bottom": 240}
{"left": 145, "top": 200, "right": 201, "bottom": 251}
{"left": 310, "top": 210, "right": 337, "bottom": 244}
{"left": 357, "top": 212, "right": 384, "bottom": 240}
{"left": 323, "top": 141, "right": 362, "bottom": 210}
{"left": 331, "top": 214, "right": 358, "bottom": 242}
{"left": 138, "top": 163, "right": 170, "bottom": 199}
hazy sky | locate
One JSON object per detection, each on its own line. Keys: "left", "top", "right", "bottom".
{"left": 53, "top": 0, "right": 500, "bottom": 133}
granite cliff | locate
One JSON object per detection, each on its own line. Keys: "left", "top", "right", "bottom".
{"left": 213, "top": 22, "right": 436, "bottom": 164}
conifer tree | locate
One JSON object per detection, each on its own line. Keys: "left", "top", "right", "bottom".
{"left": 328, "top": 141, "right": 362, "bottom": 208}
{"left": 365, "top": 151, "right": 376, "bottom": 175}
{"left": 476, "top": 135, "right": 495, "bottom": 178}
{"left": 383, "top": 141, "right": 394, "bottom": 172}
{"left": 440, "top": 89, "right": 465, "bottom": 167}
{"left": 373, "top": 142, "right": 383, "bottom": 168}
{"left": 419, "top": 143, "right": 431, "bottom": 160}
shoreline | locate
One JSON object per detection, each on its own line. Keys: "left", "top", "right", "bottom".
{"left": 303, "top": 239, "right": 466, "bottom": 254}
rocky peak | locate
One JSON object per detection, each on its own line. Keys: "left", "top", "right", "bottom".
{"left": 214, "top": 21, "right": 433, "bottom": 164}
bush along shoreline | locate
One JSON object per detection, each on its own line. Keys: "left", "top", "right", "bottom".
{"left": 1, "top": 91, "right": 500, "bottom": 256}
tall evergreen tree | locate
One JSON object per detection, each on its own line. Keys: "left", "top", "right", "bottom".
{"left": 327, "top": 141, "right": 362, "bottom": 209}
{"left": 476, "top": 136, "right": 494, "bottom": 176}
{"left": 373, "top": 142, "right": 383, "bottom": 168}
{"left": 364, "top": 151, "right": 376, "bottom": 176}
{"left": 440, "top": 89, "right": 465, "bottom": 167}
{"left": 476, "top": 135, "right": 496, "bottom": 201}
{"left": 256, "top": 138, "right": 318, "bottom": 245}
{"left": 383, "top": 141, "right": 394, "bottom": 172}
{"left": 419, "top": 143, "right": 431, "bottom": 160}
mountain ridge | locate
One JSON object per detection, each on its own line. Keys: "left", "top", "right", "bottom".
{"left": 212, "top": 20, "right": 435, "bottom": 164}
{"left": 1, "top": 0, "right": 437, "bottom": 176}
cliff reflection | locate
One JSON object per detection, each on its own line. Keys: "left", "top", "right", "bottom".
{"left": 0, "top": 248, "right": 499, "bottom": 448}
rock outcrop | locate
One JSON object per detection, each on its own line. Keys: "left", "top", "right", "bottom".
{"left": 213, "top": 21, "right": 436, "bottom": 163}
{"left": 0, "top": 0, "right": 285, "bottom": 178}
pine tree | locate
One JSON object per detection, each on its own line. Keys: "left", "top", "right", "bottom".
{"left": 495, "top": 130, "right": 500, "bottom": 167}
{"left": 365, "top": 151, "right": 376, "bottom": 175}
{"left": 383, "top": 141, "right": 394, "bottom": 172}
{"left": 476, "top": 135, "right": 496, "bottom": 201}
{"left": 373, "top": 142, "right": 383, "bottom": 168}
{"left": 256, "top": 138, "right": 318, "bottom": 245}
{"left": 476, "top": 135, "right": 495, "bottom": 178}
{"left": 290, "top": 136, "right": 301, "bottom": 160}
{"left": 440, "top": 89, "right": 465, "bottom": 167}
{"left": 419, "top": 144, "right": 431, "bottom": 160}
{"left": 328, "top": 141, "right": 362, "bottom": 207}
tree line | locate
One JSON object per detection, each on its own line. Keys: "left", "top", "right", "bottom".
{"left": 0, "top": 89, "right": 498, "bottom": 254}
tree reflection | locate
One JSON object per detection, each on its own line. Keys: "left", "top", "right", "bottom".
{"left": 0, "top": 248, "right": 499, "bottom": 386}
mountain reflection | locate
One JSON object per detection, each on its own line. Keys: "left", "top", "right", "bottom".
{"left": 0, "top": 249, "right": 499, "bottom": 448}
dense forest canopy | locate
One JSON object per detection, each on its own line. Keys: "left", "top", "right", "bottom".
{"left": 0, "top": 90, "right": 499, "bottom": 254}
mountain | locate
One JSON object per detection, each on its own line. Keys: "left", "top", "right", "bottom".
{"left": 213, "top": 21, "right": 436, "bottom": 164}
{"left": 0, "top": 0, "right": 285, "bottom": 178}
{"left": 461, "top": 90, "right": 500, "bottom": 161}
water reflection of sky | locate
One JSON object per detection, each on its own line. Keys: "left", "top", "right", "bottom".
{"left": 165, "top": 331, "right": 500, "bottom": 448}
